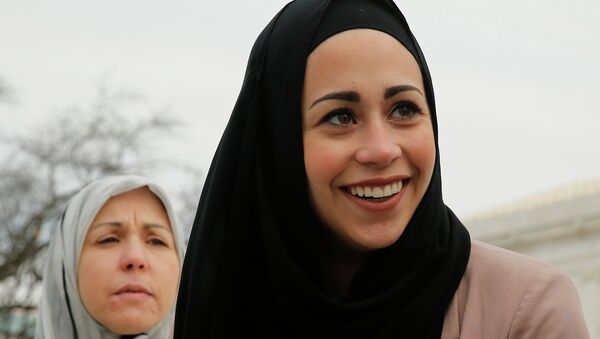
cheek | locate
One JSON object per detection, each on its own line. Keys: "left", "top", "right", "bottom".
{"left": 409, "top": 127, "right": 436, "bottom": 181}
{"left": 303, "top": 134, "right": 349, "bottom": 192}
{"left": 151, "top": 251, "right": 181, "bottom": 300}
{"left": 78, "top": 251, "right": 111, "bottom": 313}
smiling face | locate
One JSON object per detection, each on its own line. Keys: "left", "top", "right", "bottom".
{"left": 77, "top": 187, "right": 180, "bottom": 335}
{"left": 302, "top": 29, "right": 436, "bottom": 253}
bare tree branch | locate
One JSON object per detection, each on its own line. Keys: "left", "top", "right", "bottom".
{"left": 0, "top": 76, "right": 16, "bottom": 104}
{"left": 0, "top": 81, "right": 201, "bottom": 319}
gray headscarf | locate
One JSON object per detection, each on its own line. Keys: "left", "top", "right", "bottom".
{"left": 36, "top": 175, "right": 186, "bottom": 339}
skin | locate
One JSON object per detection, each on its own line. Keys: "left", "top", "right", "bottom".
{"left": 302, "top": 29, "right": 436, "bottom": 298}
{"left": 78, "top": 187, "right": 180, "bottom": 335}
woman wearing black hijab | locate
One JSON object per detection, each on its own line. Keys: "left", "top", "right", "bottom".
{"left": 175, "top": 0, "right": 589, "bottom": 338}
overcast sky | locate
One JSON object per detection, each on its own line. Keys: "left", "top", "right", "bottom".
{"left": 1, "top": 0, "right": 599, "bottom": 219}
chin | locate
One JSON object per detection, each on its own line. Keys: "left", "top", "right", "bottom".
{"left": 351, "top": 221, "right": 409, "bottom": 251}
{"left": 103, "top": 315, "right": 158, "bottom": 335}
{"left": 355, "top": 236, "right": 400, "bottom": 251}
{"left": 342, "top": 229, "right": 404, "bottom": 252}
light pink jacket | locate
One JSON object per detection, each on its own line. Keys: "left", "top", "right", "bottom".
{"left": 442, "top": 240, "right": 590, "bottom": 339}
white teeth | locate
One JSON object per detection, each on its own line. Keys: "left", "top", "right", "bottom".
{"left": 356, "top": 186, "right": 364, "bottom": 197}
{"left": 347, "top": 180, "right": 404, "bottom": 199}
{"left": 383, "top": 185, "right": 392, "bottom": 196}
{"left": 372, "top": 187, "right": 383, "bottom": 198}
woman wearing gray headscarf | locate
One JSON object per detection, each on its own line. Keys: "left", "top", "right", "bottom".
{"left": 36, "top": 175, "right": 186, "bottom": 339}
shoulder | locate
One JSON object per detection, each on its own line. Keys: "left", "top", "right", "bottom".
{"left": 462, "top": 240, "right": 571, "bottom": 312}
{"left": 466, "top": 239, "right": 557, "bottom": 284}
{"left": 443, "top": 240, "right": 590, "bottom": 339}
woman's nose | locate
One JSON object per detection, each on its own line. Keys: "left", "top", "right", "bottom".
{"left": 119, "top": 240, "right": 148, "bottom": 271}
{"left": 355, "top": 122, "right": 402, "bottom": 167}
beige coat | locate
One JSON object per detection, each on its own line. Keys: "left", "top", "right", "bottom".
{"left": 441, "top": 240, "right": 590, "bottom": 338}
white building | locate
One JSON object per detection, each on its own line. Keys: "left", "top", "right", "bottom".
{"left": 466, "top": 178, "right": 600, "bottom": 337}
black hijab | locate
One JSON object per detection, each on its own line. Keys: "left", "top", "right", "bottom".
{"left": 175, "top": 0, "right": 471, "bottom": 338}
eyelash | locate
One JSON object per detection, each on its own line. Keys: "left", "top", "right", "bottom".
{"left": 320, "top": 100, "right": 423, "bottom": 126}
{"left": 321, "top": 107, "right": 356, "bottom": 126}
{"left": 98, "top": 236, "right": 118, "bottom": 245}
{"left": 96, "top": 236, "right": 168, "bottom": 247}
{"left": 390, "top": 101, "right": 423, "bottom": 120}
{"left": 148, "top": 238, "right": 168, "bottom": 247}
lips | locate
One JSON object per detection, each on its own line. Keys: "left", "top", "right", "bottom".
{"left": 114, "top": 284, "right": 152, "bottom": 296}
{"left": 343, "top": 176, "right": 408, "bottom": 200}
{"left": 340, "top": 176, "right": 408, "bottom": 211}
{"left": 346, "top": 179, "right": 403, "bottom": 199}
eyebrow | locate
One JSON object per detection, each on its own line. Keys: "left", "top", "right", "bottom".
{"left": 91, "top": 221, "right": 170, "bottom": 232}
{"left": 309, "top": 85, "right": 424, "bottom": 110}
{"left": 384, "top": 85, "right": 423, "bottom": 99}
{"left": 309, "top": 91, "right": 360, "bottom": 109}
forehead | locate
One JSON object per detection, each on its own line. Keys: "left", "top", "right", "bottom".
{"left": 305, "top": 29, "right": 424, "bottom": 92}
{"left": 93, "top": 187, "right": 170, "bottom": 223}
{"left": 104, "top": 187, "right": 163, "bottom": 207}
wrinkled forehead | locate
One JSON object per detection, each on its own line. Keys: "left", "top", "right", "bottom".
{"left": 90, "top": 186, "right": 172, "bottom": 228}
{"left": 68, "top": 180, "right": 178, "bottom": 255}
{"left": 99, "top": 187, "right": 167, "bottom": 213}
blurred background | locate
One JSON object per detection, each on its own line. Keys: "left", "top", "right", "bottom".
{"left": 1, "top": 0, "right": 598, "bottom": 337}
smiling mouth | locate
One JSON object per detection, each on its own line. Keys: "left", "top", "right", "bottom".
{"left": 343, "top": 179, "right": 407, "bottom": 202}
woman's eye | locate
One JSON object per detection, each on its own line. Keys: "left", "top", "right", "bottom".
{"left": 149, "top": 238, "right": 168, "bottom": 247}
{"left": 322, "top": 108, "right": 357, "bottom": 126}
{"left": 390, "top": 101, "right": 422, "bottom": 120}
{"left": 97, "top": 236, "right": 118, "bottom": 245}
